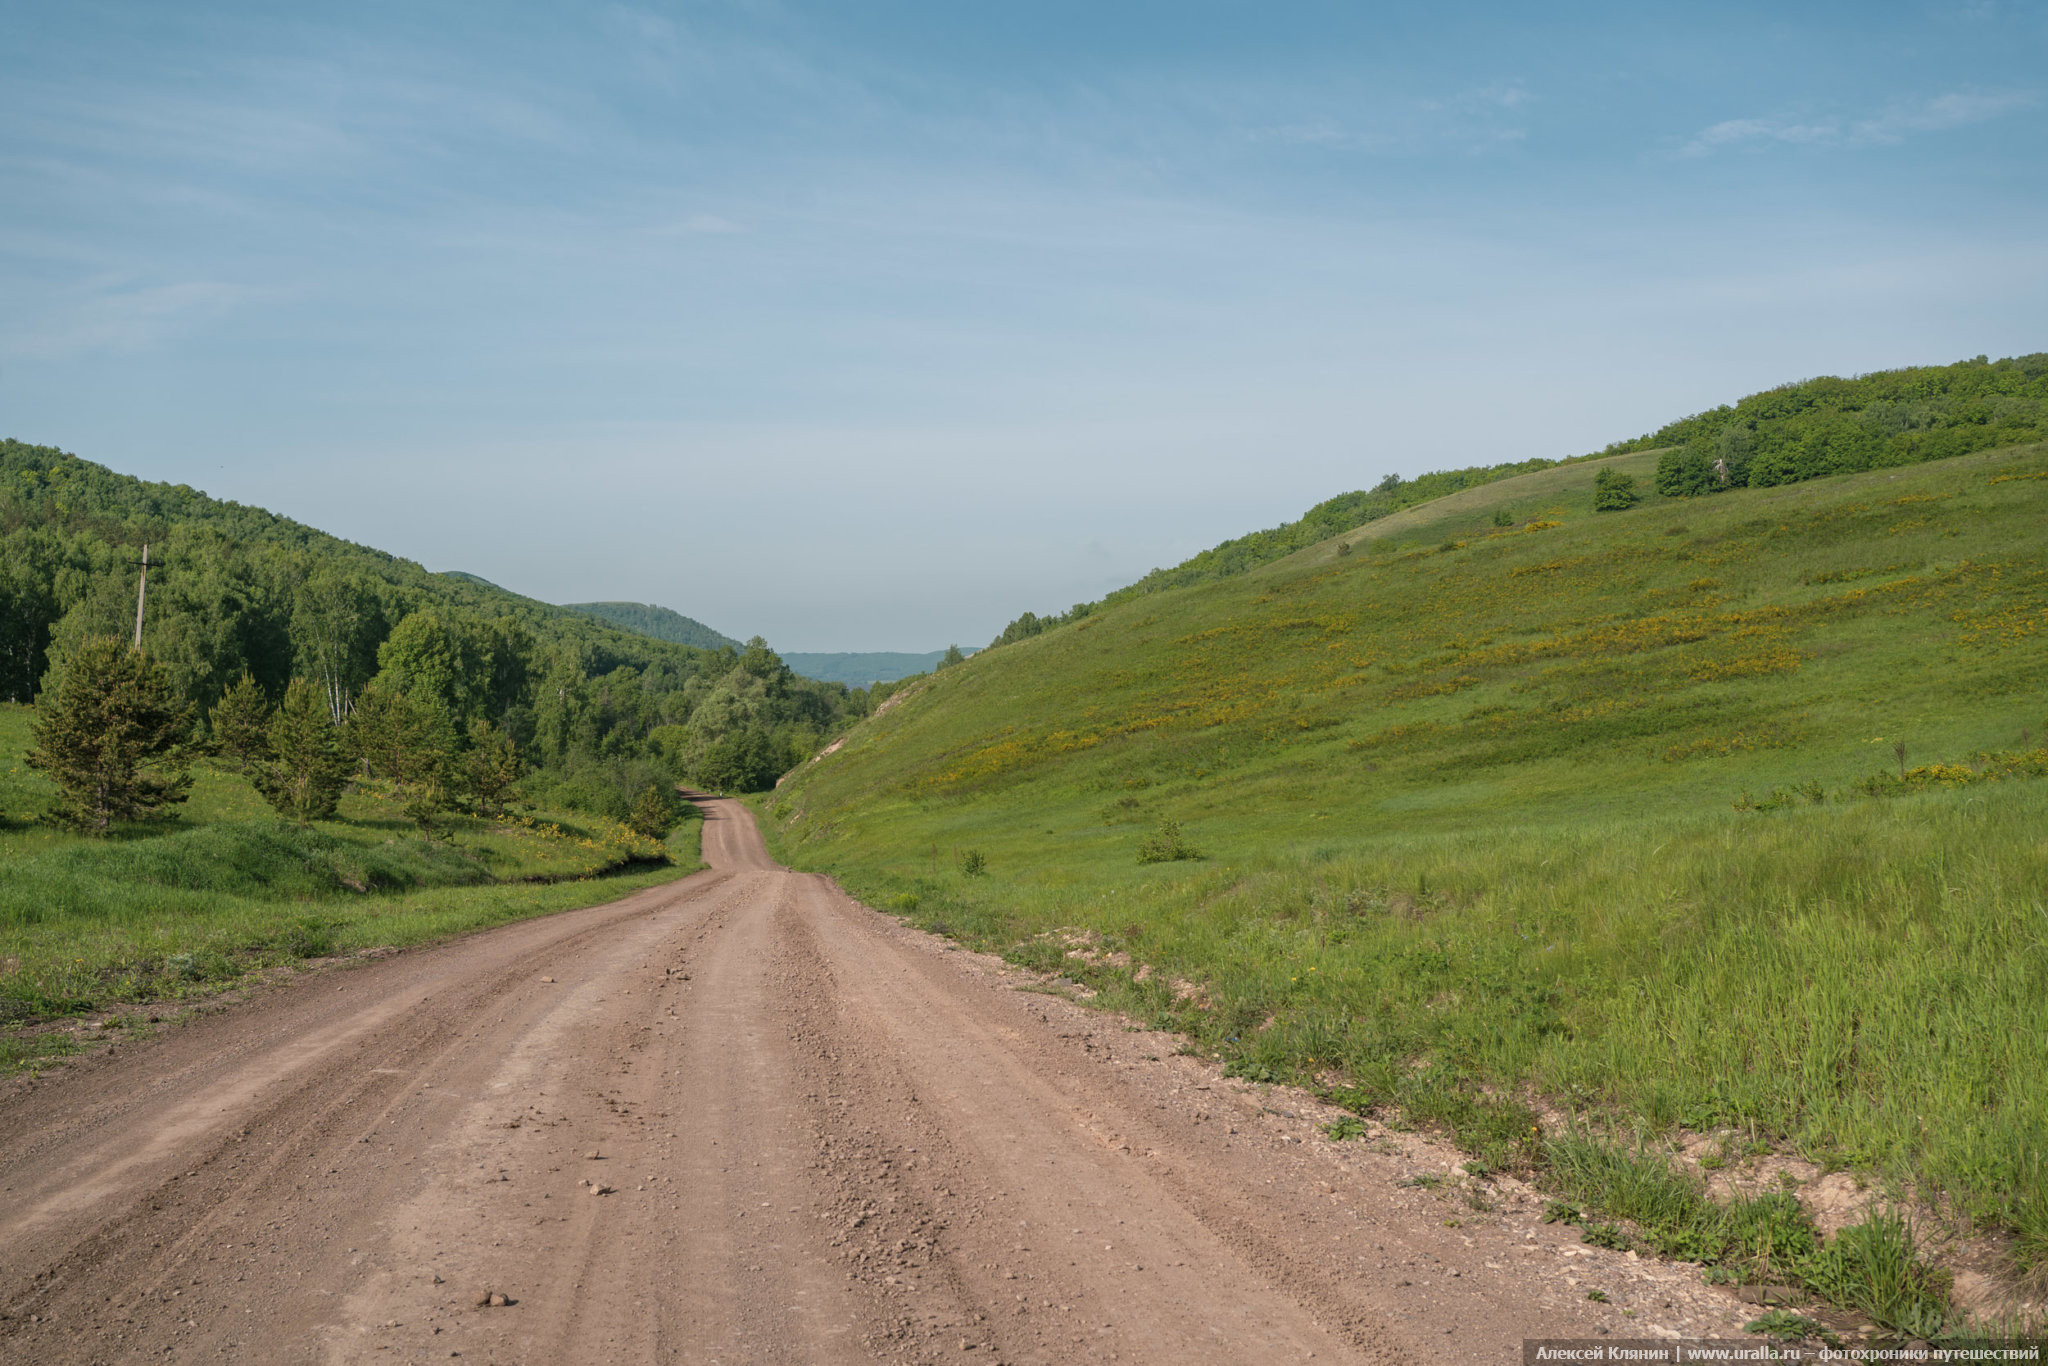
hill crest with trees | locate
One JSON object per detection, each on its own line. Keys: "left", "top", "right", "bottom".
{"left": 983, "top": 351, "right": 2048, "bottom": 652}
{"left": 561, "top": 601, "right": 740, "bottom": 652}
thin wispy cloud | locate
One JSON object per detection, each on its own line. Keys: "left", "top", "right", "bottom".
{"left": 1683, "top": 90, "right": 2036, "bottom": 155}
{"left": 1683, "top": 117, "right": 1839, "bottom": 154}
{"left": 1252, "top": 82, "right": 1532, "bottom": 155}
{"left": 1853, "top": 90, "right": 2037, "bottom": 140}
{"left": 3, "top": 280, "right": 245, "bottom": 360}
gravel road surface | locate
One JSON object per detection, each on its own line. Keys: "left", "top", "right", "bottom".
{"left": 0, "top": 798, "right": 1753, "bottom": 1363}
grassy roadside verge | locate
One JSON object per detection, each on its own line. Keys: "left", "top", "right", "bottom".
{"left": 756, "top": 786, "right": 2041, "bottom": 1338}
{"left": 1, "top": 853, "right": 702, "bottom": 1075}
{"left": 2, "top": 707, "right": 707, "bottom": 1074}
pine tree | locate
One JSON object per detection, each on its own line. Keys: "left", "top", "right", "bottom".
{"left": 463, "top": 718, "right": 523, "bottom": 818}
{"left": 209, "top": 671, "right": 273, "bottom": 773}
{"left": 27, "top": 635, "right": 198, "bottom": 833}
{"left": 349, "top": 685, "right": 454, "bottom": 832}
{"left": 254, "top": 679, "right": 348, "bottom": 825}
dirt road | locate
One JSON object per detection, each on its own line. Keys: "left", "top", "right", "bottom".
{"left": 0, "top": 798, "right": 1751, "bottom": 1363}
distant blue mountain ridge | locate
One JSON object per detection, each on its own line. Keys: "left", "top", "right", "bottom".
{"left": 555, "top": 599, "right": 965, "bottom": 687}
{"left": 778, "top": 651, "right": 973, "bottom": 687}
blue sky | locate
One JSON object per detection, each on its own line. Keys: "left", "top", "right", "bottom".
{"left": 3, "top": 1, "right": 2043, "bottom": 650}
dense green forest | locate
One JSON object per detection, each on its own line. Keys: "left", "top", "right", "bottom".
{"left": 563, "top": 600, "right": 739, "bottom": 651}
{"left": 986, "top": 350, "right": 2048, "bottom": 650}
{"left": 0, "top": 440, "right": 871, "bottom": 811}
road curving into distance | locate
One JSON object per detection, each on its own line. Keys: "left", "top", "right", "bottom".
{"left": 0, "top": 797, "right": 1745, "bottom": 1363}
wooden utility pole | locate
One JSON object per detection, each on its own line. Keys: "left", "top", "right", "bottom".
{"left": 133, "top": 543, "right": 161, "bottom": 650}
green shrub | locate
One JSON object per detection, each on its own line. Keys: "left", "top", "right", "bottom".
{"left": 1593, "top": 468, "right": 1642, "bottom": 511}
{"left": 628, "top": 783, "right": 679, "bottom": 839}
{"left": 1135, "top": 820, "right": 1201, "bottom": 864}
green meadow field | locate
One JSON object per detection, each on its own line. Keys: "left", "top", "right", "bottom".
{"left": 762, "top": 440, "right": 2048, "bottom": 1297}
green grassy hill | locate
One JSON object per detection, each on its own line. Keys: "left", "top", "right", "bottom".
{"left": 982, "top": 351, "right": 2048, "bottom": 649}
{"left": 763, "top": 436, "right": 2048, "bottom": 1305}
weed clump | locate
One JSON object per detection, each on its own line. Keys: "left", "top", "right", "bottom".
{"left": 1003, "top": 937, "right": 1068, "bottom": 976}
{"left": 1542, "top": 1133, "right": 1951, "bottom": 1334}
{"left": 1734, "top": 779, "right": 1828, "bottom": 811}
{"left": 1854, "top": 744, "right": 2048, "bottom": 797}
{"left": 1801, "top": 1206, "right": 1951, "bottom": 1338}
{"left": 276, "top": 916, "right": 337, "bottom": 959}
{"left": 1743, "top": 1309, "right": 1837, "bottom": 1346}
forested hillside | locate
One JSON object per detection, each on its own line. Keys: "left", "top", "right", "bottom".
{"left": 563, "top": 601, "right": 739, "bottom": 651}
{"left": 0, "top": 440, "right": 870, "bottom": 810}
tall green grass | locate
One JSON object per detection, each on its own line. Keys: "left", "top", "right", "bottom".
{"left": 0, "top": 704, "right": 704, "bottom": 1065}
{"left": 776, "top": 791, "right": 2048, "bottom": 1256}
{"left": 1542, "top": 1135, "right": 1951, "bottom": 1336}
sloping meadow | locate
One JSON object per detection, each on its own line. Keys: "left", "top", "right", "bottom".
{"left": 763, "top": 442, "right": 2048, "bottom": 1294}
